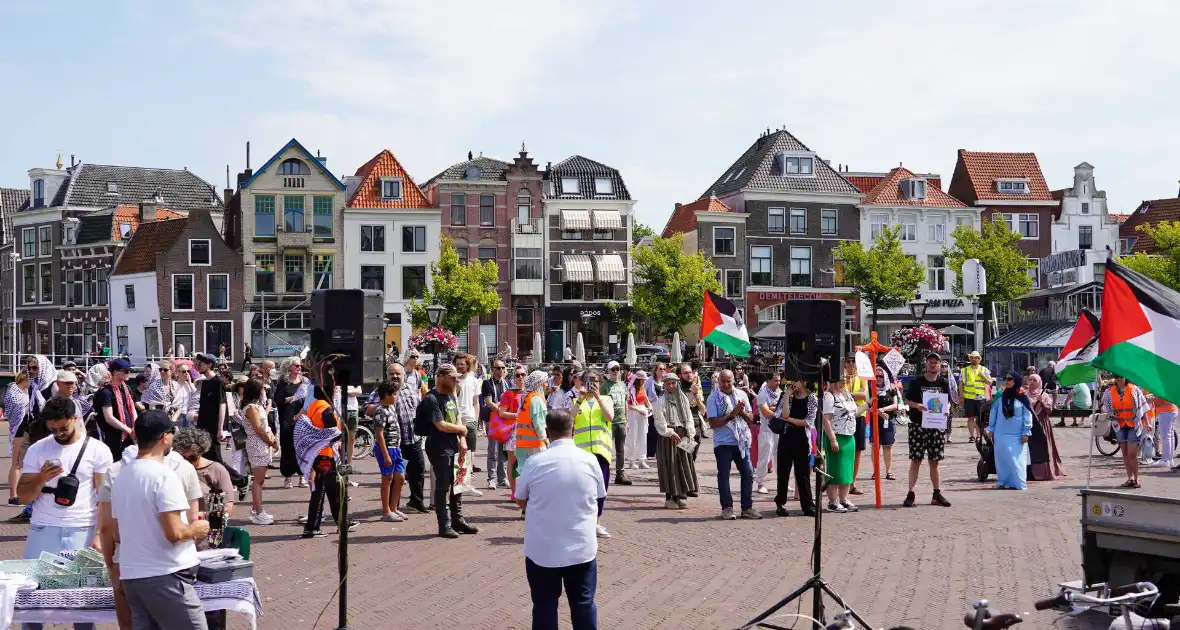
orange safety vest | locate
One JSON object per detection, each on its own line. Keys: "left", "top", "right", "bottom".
{"left": 307, "top": 399, "right": 337, "bottom": 457}
{"left": 1146, "top": 393, "right": 1177, "bottom": 419}
{"left": 1111, "top": 387, "right": 1138, "bottom": 428}
{"left": 515, "top": 391, "right": 545, "bottom": 450}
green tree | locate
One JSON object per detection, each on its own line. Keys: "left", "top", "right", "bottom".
{"left": 1120, "top": 221, "right": 1180, "bottom": 290}
{"left": 632, "top": 222, "right": 657, "bottom": 241}
{"left": 603, "top": 301, "right": 636, "bottom": 338}
{"left": 832, "top": 224, "right": 925, "bottom": 330}
{"left": 631, "top": 234, "right": 723, "bottom": 336}
{"left": 408, "top": 238, "right": 500, "bottom": 332}
{"left": 942, "top": 218, "right": 1033, "bottom": 330}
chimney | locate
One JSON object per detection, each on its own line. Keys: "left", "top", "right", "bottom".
{"left": 343, "top": 175, "right": 363, "bottom": 200}
{"left": 139, "top": 194, "right": 160, "bottom": 222}
{"left": 468, "top": 151, "right": 474, "bottom": 161}
{"left": 674, "top": 202, "right": 682, "bottom": 209}
{"left": 223, "top": 188, "right": 233, "bottom": 204}
{"left": 246, "top": 141, "right": 251, "bottom": 169}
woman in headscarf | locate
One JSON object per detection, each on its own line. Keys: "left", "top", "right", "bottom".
{"left": 514, "top": 370, "right": 550, "bottom": 475}
{"left": 645, "top": 363, "right": 668, "bottom": 459}
{"left": 1025, "top": 373, "right": 1066, "bottom": 480}
{"left": 987, "top": 372, "right": 1033, "bottom": 490}
{"left": 654, "top": 371, "right": 698, "bottom": 508}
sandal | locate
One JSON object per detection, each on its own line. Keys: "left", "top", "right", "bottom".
{"left": 886, "top": 472, "right": 896, "bottom": 480}
{"left": 1119, "top": 479, "right": 1136, "bottom": 488}
{"left": 1132, "top": 480, "right": 1142, "bottom": 489}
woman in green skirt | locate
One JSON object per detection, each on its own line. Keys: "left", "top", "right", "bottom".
{"left": 821, "top": 376, "right": 863, "bottom": 513}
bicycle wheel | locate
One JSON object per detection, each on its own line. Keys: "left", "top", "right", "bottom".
{"left": 353, "top": 425, "right": 374, "bottom": 460}
{"left": 1095, "top": 433, "right": 1120, "bottom": 456}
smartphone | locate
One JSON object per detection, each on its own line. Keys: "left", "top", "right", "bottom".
{"left": 46, "top": 458, "right": 62, "bottom": 469}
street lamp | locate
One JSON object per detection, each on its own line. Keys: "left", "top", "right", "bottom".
{"left": 244, "top": 262, "right": 268, "bottom": 359}
{"left": 9, "top": 252, "right": 19, "bottom": 371}
{"left": 425, "top": 301, "right": 447, "bottom": 375}
{"left": 909, "top": 294, "right": 929, "bottom": 324}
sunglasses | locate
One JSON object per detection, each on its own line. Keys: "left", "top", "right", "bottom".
{"left": 515, "top": 372, "right": 527, "bottom": 377}
{"left": 609, "top": 367, "right": 621, "bottom": 372}
{"left": 493, "top": 365, "right": 506, "bottom": 370}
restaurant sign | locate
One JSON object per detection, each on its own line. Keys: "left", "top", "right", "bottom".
{"left": 1040, "top": 249, "right": 1087, "bottom": 275}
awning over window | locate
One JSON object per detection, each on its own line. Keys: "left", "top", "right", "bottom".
{"left": 594, "top": 254, "right": 626, "bottom": 283}
{"left": 560, "top": 210, "right": 592, "bottom": 231}
{"left": 591, "top": 210, "right": 622, "bottom": 230}
{"left": 984, "top": 323, "right": 1074, "bottom": 351}
{"left": 562, "top": 255, "right": 594, "bottom": 283}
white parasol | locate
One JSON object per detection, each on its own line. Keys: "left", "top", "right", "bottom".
{"left": 671, "top": 332, "right": 683, "bottom": 363}
{"left": 575, "top": 333, "right": 586, "bottom": 364}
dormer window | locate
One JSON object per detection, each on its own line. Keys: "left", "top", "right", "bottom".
{"left": 996, "top": 179, "right": 1029, "bottom": 194}
{"left": 119, "top": 222, "right": 133, "bottom": 239}
{"left": 561, "top": 177, "right": 580, "bottom": 194}
{"left": 773, "top": 153, "right": 814, "bottom": 176}
{"left": 380, "top": 178, "right": 403, "bottom": 201}
{"left": 464, "top": 165, "right": 481, "bottom": 180}
{"left": 107, "top": 182, "right": 118, "bottom": 194}
{"left": 594, "top": 178, "right": 613, "bottom": 195}
{"left": 281, "top": 158, "right": 310, "bottom": 175}
{"left": 901, "top": 178, "right": 927, "bottom": 201}
{"left": 32, "top": 179, "right": 44, "bottom": 208}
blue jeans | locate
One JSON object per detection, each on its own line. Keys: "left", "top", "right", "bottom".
{"left": 714, "top": 444, "right": 754, "bottom": 511}
{"left": 24, "top": 524, "right": 96, "bottom": 630}
{"left": 525, "top": 557, "right": 598, "bottom": 630}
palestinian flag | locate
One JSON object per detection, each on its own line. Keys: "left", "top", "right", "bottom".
{"left": 1092, "top": 260, "right": 1180, "bottom": 404}
{"left": 702, "top": 291, "right": 751, "bottom": 357}
{"left": 1055, "top": 309, "right": 1100, "bottom": 386}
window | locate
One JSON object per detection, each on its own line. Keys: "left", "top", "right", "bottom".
{"left": 561, "top": 228, "right": 583, "bottom": 241}
{"left": 478, "top": 246, "right": 496, "bottom": 262}
{"left": 39, "top": 263, "right": 52, "bottom": 302}
{"left": 927, "top": 255, "right": 946, "bottom": 292}
{"left": 21, "top": 228, "right": 34, "bottom": 258}
{"left": 904, "top": 178, "right": 927, "bottom": 200}
{"left": 312, "top": 196, "right": 333, "bottom": 237}
{"left": 955, "top": 215, "right": 973, "bottom": 227}
{"left": 402, "top": 226, "right": 426, "bottom": 252}
{"left": 464, "top": 165, "right": 481, "bottom": 180}
{"left": 361, "top": 225, "right": 385, "bottom": 252}
{"left": 32, "top": 180, "right": 44, "bottom": 208}
{"left": 562, "top": 282, "right": 583, "bottom": 300}
{"left": 281, "top": 158, "right": 309, "bottom": 175}
{"left": 750, "top": 246, "right": 772, "bottom": 286}
{"left": 97, "top": 268, "right": 107, "bottom": 307}
{"left": 790, "top": 247, "right": 812, "bottom": 287}
{"left": 313, "top": 254, "right": 332, "bottom": 289}
{"left": 1079, "top": 225, "right": 1093, "bottom": 250}
{"left": 254, "top": 195, "right": 276, "bottom": 237}
{"left": 360, "top": 265, "right": 384, "bottom": 292}
{"left": 456, "top": 247, "right": 468, "bottom": 264}
{"left": 255, "top": 254, "right": 275, "bottom": 293}
{"left": 594, "top": 178, "right": 613, "bottom": 195}
{"left": 997, "top": 180, "right": 1029, "bottom": 194}
{"left": 1003, "top": 213, "right": 1039, "bottom": 238}
{"left": 124, "top": 284, "right": 135, "bottom": 310}
{"left": 514, "top": 248, "right": 543, "bottom": 280}
{"left": 821, "top": 209, "right": 837, "bottom": 235}
{"left": 768, "top": 207, "right": 786, "bottom": 233}
{"left": 450, "top": 193, "right": 466, "bottom": 226}
{"left": 38, "top": 226, "right": 51, "bottom": 257}
{"left": 561, "top": 177, "right": 580, "bottom": 194}
{"left": 402, "top": 266, "right": 427, "bottom": 299}
{"left": 107, "top": 182, "right": 118, "bottom": 194}
{"left": 775, "top": 153, "right": 814, "bottom": 175}
{"left": 117, "top": 326, "right": 128, "bottom": 355}
{"left": 869, "top": 215, "right": 888, "bottom": 240}
{"left": 593, "top": 229, "right": 614, "bottom": 241}
{"left": 479, "top": 194, "right": 495, "bottom": 226}
{"left": 283, "top": 196, "right": 305, "bottom": 232}
{"left": 208, "top": 274, "right": 229, "bottom": 310}
{"left": 380, "top": 179, "right": 402, "bottom": 201}
{"left": 285, "top": 255, "right": 304, "bottom": 293}
{"left": 517, "top": 190, "right": 531, "bottom": 225}
{"left": 172, "top": 274, "right": 194, "bottom": 311}
{"left": 119, "top": 222, "right": 133, "bottom": 240}
{"left": 1027, "top": 258, "right": 1040, "bottom": 289}
{"left": 1081, "top": 202, "right": 1091, "bottom": 215}
{"left": 22, "top": 264, "right": 34, "bottom": 303}
{"left": 927, "top": 215, "right": 946, "bottom": 243}
{"left": 713, "top": 227, "right": 735, "bottom": 256}
{"left": 898, "top": 214, "right": 917, "bottom": 241}
{"left": 189, "top": 239, "right": 211, "bottom": 265}
{"left": 174, "top": 322, "right": 195, "bottom": 355}
{"left": 725, "top": 269, "right": 743, "bottom": 299}
{"left": 790, "top": 208, "right": 807, "bottom": 234}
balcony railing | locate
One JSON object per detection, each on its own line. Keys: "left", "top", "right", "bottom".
{"left": 283, "top": 177, "right": 306, "bottom": 188}
{"left": 512, "top": 218, "right": 543, "bottom": 235}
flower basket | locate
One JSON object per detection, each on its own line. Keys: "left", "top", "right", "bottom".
{"left": 889, "top": 324, "right": 948, "bottom": 359}
{"left": 408, "top": 327, "right": 459, "bottom": 353}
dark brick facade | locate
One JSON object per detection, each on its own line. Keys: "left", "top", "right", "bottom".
{"left": 741, "top": 199, "right": 859, "bottom": 290}
{"left": 979, "top": 207, "right": 1054, "bottom": 258}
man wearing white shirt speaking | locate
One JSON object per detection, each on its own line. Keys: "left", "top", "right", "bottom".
{"left": 111, "top": 410, "right": 210, "bottom": 629}
{"left": 516, "top": 409, "right": 605, "bottom": 630}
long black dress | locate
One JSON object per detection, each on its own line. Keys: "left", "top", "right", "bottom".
{"left": 276, "top": 377, "right": 305, "bottom": 478}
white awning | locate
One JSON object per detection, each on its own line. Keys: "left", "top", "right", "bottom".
{"left": 562, "top": 255, "right": 594, "bottom": 283}
{"left": 591, "top": 210, "right": 622, "bottom": 230}
{"left": 594, "top": 254, "right": 626, "bottom": 283}
{"left": 560, "top": 210, "right": 592, "bottom": 231}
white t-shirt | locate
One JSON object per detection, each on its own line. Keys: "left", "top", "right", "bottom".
{"left": 98, "top": 445, "right": 202, "bottom": 505}
{"left": 756, "top": 384, "right": 781, "bottom": 421}
{"left": 111, "top": 458, "right": 200, "bottom": 580}
{"left": 456, "top": 374, "right": 480, "bottom": 422}
{"left": 516, "top": 439, "right": 605, "bottom": 568}
{"left": 23, "top": 435, "right": 113, "bottom": 528}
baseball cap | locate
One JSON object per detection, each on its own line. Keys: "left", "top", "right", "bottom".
{"left": 925, "top": 351, "right": 942, "bottom": 361}
{"left": 606, "top": 360, "right": 621, "bottom": 371}
{"left": 435, "top": 363, "right": 457, "bottom": 377}
{"left": 193, "top": 352, "right": 217, "bottom": 365}
{"left": 55, "top": 369, "right": 77, "bottom": 383}
{"left": 134, "top": 410, "right": 175, "bottom": 444}
{"left": 108, "top": 358, "right": 132, "bottom": 372}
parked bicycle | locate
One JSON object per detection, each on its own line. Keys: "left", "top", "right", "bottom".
{"left": 1035, "top": 581, "right": 1180, "bottom": 629}
{"left": 1094, "top": 413, "right": 1177, "bottom": 461}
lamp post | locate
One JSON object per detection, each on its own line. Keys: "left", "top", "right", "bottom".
{"left": 9, "top": 252, "right": 19, "bottom": 371}
{"left": 244, "top": 263, "right": 269, "bottom": 360}
{"left": 580, "top": 311, "right": 592, "bottom": 358}
{"left": 425, "top": 301, "right": 447, "bottom": 377}
{"left": 909, "top": 294, "right": 929, "bottom": 324}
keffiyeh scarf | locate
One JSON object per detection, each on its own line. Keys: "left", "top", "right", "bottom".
{"left": 293, "top": 415, "right": 341, "bottom": 489}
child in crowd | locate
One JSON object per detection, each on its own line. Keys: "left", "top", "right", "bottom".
{"left": 372, "top": 382, "right": 407, "bottom": 523}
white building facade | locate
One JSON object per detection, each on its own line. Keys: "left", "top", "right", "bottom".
{"left": 108, "top": 271, "right": 159, "bottom": 361}
{"left": 1044, "top": 162, "right": 1120, "bottom": 287}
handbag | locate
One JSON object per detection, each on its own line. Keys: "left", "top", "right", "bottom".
{"left": 229, "top": 410, "right": 248, "bottom": 450}
{"left": 768, "top": 391, "right": 788, "bottom": 435}
{"left": 489, "top": 391, "right": 518, "bottom": 443}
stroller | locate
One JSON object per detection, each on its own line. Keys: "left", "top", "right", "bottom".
{"left": 974, "top": 398, "right": 997, "bottom": 482}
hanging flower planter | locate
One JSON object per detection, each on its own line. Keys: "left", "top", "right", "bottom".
{"left": 408, "top": 326, "right": 459, "bottom": 353}
{"left": 890, "top": 324, "right": 949, "bottom": 359}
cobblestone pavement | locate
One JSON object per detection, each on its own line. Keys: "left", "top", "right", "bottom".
{"left": 1, "top": 420, "right": 1173, "bottom": 629}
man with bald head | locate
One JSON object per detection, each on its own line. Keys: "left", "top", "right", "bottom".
{"left": 706, "top": 369, "right": 759, "bottom": 520}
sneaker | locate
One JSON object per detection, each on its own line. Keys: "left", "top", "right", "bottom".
{"left": 405, "top": 500, "right": 429, "bottom": 514}
{"left": 453, "top": 520, "right": 480, "bottom": 535}
{"left": 487, "top": 480, "right": 497, "bottom": 490}
{"left": 473, "top": 466, "right": 483, "bottom": 473}
{"left": 775, "top": 505, "right": 789, "bottom": 517}
{"left": 347, "top": 480, "right": 359, "bottom": 488}
{"left": 664, "top": 499, "right": 679, "bottom": 509}
{"left": 438, "top": 528, "right": 459, "bottom": 539}
{"left": 298, "top": 478, "right": 308, "bottom": 489}
{"left": 720, "top": 508, "right": 737, "bottom": 520}
{"left": 249, "top": 511, "right": 275, "bottom": 525}
{"left": 903, "top": 491, "right": 916, "bottom": 508}
{"left": 395, "top": 510, "right": 409, "bottom": 519}
{"left": 931, "top": 492, "right": 951, "bottom": 507}
{"left": 739, "top": 508, "right": 762, "bottom": 520}
{"left": 301, "top": 530, "right": 327, "bottom": 539}
{"left": 614, "top": 475, "right": 634, "bottom": 486}
{"left": 595, "top": 524, "right": 612, "bottom": 538}
{"left": 840, "top": 500, "right": 859, "bottom": 513}
{"left": 686, "top": 490, "right": 698, "bottom": 498}
{"left": 676, "top": 499, "right": 688, "bottom": 509}
{"left": 382, "top": 513, "right": 405, "bottom": 523}
{"left": 297, "top": 514, "right": 308, "bottom": 524}
{"left": 638, "top": 460, "right": 650, "bottom": 469}
{"left": 283, "top": 478, "right": 294, "bottom": 489}
{"left": 756, "top": 485, "right": 769, "bottom": 495}
{"left": 336, "top": 520, "right": 359, "bottom": 533}
{"left": 826, "top": 501, "right": 847, "bottom": 513}
{"left": 6, "top": 497, "right": 20, "bottom": 506}
{"left": 457, "top": 485, "right": 483, "bottom": 497}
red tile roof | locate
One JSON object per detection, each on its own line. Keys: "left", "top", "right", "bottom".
{"left": 845, "top": 175, "right": 884, "bottom": 194}
{"left": 954, "top": 150, "right": 1052, "bottom": 202}
{"left": 662, "top": 196, "right": 733, "bottom": 237}
{"left": 112, "top": 205, "right": 184, "bottom": 242}
{"left": 346, "top": 150, "right": 431, "bottom": 208}
{"left": 112, "top": 217, "right": 188, "bottom": 275}
{"left": 861, "top": 167, "right": 966, "bottom": 208}
{"left": 1110, "top": 213, "right": 1130, "bottom": 225}
{"left": 1120, "top": 198, "right": 1180, "bottom": 253}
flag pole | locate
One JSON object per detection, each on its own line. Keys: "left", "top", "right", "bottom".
{"left": 857, "top": 332, "right": 892, "bottom": 509}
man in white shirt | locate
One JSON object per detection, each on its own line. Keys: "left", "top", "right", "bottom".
{"left": 516, "top": 409, "right": 604, "bottom": 630}
{"left": 454, "top": 355, "right": 483, "bottom": 496}
{"left": 111, "top": 411, "right": 210, "bottom": 630}
{"left": 17, "top": 396, "right": 114, "bottom": 630}
{"left": 754, "top": 373, "right": 783, "bottom": 495}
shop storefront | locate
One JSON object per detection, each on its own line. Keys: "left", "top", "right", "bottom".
{"left": 544, "top": 304, "right": 631, "bottom": 363}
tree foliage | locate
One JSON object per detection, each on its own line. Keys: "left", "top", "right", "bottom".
{"left": 603, "top": 301, "right": 636, "bottom": 337}
{"left": 408, "top": 238, "right": 500, "bottom": 332}
{"left": 631, "top": 234, "right": 723, "bottom": 336}
{"left": 632, "top": 222, "right": 657, "bottom": 241}
{"left": 1120, "top": 221, "right": 1180, "bottom": 291}
{"left": 943, "top": 218, "right": 1033, "bottom": 305}
{"left": 832, "top": 225, "right": 925, "bottom": 327}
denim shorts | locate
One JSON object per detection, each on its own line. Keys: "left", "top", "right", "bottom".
{"left": 1115, "top": 425, "right": 1140, "bottom": 443}
{"left": 378, "top": 446, "right": 406, "bottom": 476}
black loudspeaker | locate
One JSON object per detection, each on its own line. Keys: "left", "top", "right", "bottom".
{"left": 310, "top": 289, "right": 385, "bottom": 387}
{"left": 782, "top": 299, "right": 845, "bottom": 382}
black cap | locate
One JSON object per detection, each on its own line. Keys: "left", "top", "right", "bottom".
{"left": 134, "top": 410, "right": 174, "bottom": 444}
{"left": 925, "top": 351, "right": 942, "bottom": 361}
{"left": 193, "top": 352, "right": 217, "bottom": 366}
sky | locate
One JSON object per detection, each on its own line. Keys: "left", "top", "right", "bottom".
{"left": 3, "top": 1, "right": 1180, "bottom": 232}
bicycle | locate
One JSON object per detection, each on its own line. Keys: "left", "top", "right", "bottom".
{"left": 1094, "top": 414, "right": 1177, "bottom": 461}
{"left": 1035, "top": 581, "right": 1180, "bottom": 629}
{"left": 813, "top": 601, "right": 1024, "bottom": 630}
